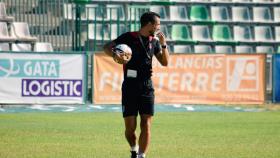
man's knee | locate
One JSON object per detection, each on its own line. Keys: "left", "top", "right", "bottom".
{"left": 124, "top": 116, "right": 137, "bottom": 134}
{"left": 140, "top": 117, "right": 152, "bottom": 132}
{"left": 125, "top": 123, "right": 137, "bottom": 135}
{"left": 125, "top": 126, "right": 136, "bottom": 135}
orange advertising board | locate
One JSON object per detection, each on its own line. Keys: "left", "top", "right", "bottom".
{"left": 93, "top": 53, "right": 265, "bottom": 104}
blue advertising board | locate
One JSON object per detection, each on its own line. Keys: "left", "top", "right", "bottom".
{"left": 273, "top": 54, "right": 280, "bottom": 103}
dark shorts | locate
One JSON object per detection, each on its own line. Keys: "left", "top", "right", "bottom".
{"left": 121, "top": 79, "right": 155, "bottom": 117}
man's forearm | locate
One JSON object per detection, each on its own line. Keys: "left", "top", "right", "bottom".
{"left": 103, "top": 42, "right": 115, "bottom": 57}
{"left": 161, "top": 48, "right": 169, "bottom": 66}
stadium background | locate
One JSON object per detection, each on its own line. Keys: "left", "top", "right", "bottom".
{"left": 0, "top": 1, "right": 280, "bottom": 158}
{"left": 1, "top": 0, "right": 280, "bottom": 104}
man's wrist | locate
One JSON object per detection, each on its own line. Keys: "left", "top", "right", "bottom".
{"left": 161, "top": 44, "right": 167, "bottom": 49}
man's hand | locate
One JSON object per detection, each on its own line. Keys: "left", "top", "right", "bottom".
{"left": 156, "top": 31, "right": 167, "bottom": 46}
{"left": 155, "top": 31, "right": 169, "bottom": 66}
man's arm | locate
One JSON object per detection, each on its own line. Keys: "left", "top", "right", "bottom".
{"left": 103, "top": 41, "right": 116, "bottom": 57}
{"left": 155, "top": 32, "right": 169, "bottom": 66}
{"left": 155, "top": 46, "right": 169, "bottom": 66}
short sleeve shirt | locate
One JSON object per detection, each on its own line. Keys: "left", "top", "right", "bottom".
{"left": 113, "top": 32, "right": 161, "bottom": 81}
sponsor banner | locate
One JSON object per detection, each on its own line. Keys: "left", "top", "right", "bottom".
{"left": 273, "top": 54, "right": 280, "bottom": 102}
{"left": 0, "top": 53, "right": 86, "bottom": 104}
{"left": 22, "top": 79, "right": 82, "bottom": 97}
{"left": 0, "top": 59, "right": 59, "bottom": 78}
{"left": 93, "top": 53, "right": 265, "bottom": 104}
{"left": 93, "top": 54, "right": 123, "bottom": 104}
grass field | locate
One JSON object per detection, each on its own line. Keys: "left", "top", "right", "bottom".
{"left": 0, "top": 112, "right": 280, "bottom": 158}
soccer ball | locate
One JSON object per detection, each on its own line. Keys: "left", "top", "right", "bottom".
{"left": 113, "top": 44, "right": 132, "bottom": 64}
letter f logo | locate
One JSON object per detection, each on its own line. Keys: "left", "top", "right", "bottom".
{"left": 227, "top": 57, "right": 259, "bottom": 92}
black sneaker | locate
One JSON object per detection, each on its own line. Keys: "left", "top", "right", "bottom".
{"left": 130, "top": 151, "right": 137, "bottom": 158}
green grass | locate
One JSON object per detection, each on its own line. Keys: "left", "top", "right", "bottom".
{"left": 0, "top": 112, "right": 280, "bottom": 158}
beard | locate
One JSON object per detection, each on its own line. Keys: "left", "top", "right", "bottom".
{"left": 149, "top": 30, "right": 155, "bottom": 36}
{"left": 149, "top": 29, "right": 159, "bottom": 36}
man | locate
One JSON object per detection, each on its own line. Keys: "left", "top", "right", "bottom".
{"left": 103, "top": 12, "right": 169, "bottom": 158}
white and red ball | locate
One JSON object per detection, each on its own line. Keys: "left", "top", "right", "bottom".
{"left": 114, "top": 44, "right": 132, "bottom": 63}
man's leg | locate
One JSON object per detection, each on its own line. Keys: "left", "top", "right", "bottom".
{"left": 124, "top": 116, "right": 137, "bottom": 148}
{"left": 138, "top": 114, "right": 152, "bottom": 156}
